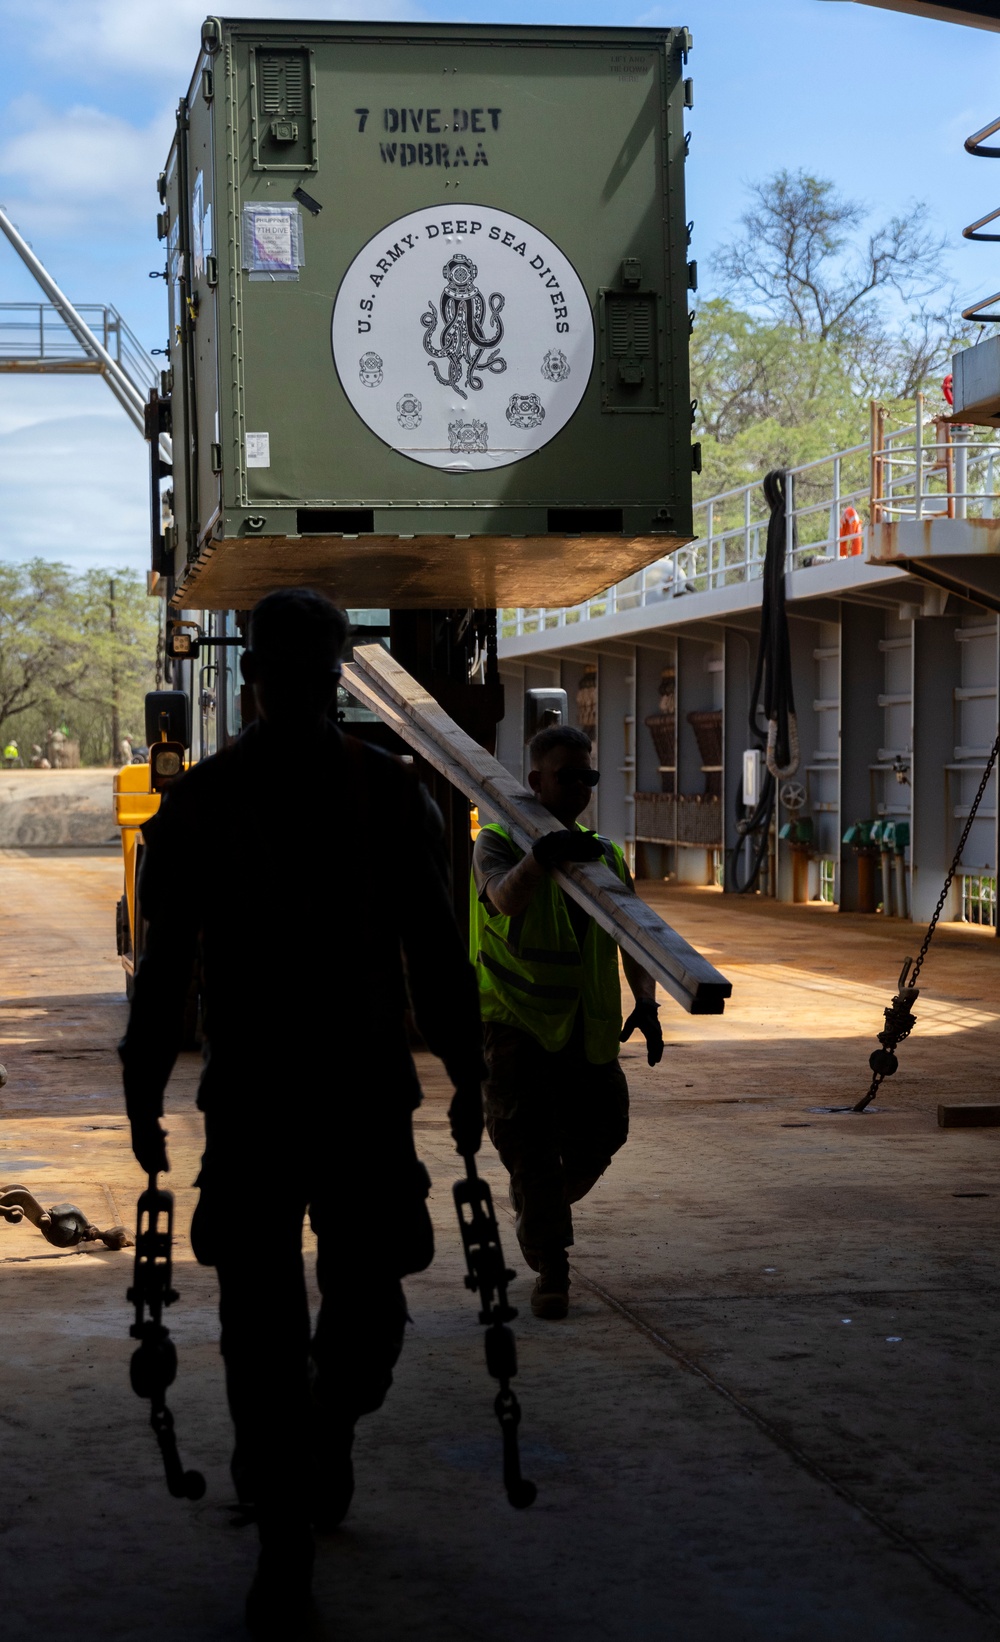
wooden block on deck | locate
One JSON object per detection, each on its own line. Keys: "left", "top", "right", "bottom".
{"left": 938, "top": 1104, "right": 1000, "bottom": 1129}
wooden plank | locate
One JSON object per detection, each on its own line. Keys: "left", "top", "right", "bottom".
{"left": 171, "top": 531, "right": 694, "bottom": 614}
{"left": 344, "top": 646, "right": 732, "bottom": 1015}
{"left": 938, "top": 1104, "right": 1000, "bottom": 1128}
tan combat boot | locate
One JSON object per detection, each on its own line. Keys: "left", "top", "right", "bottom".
{"left": 530, "top": 1250, "right": 570, "bottom": 1320}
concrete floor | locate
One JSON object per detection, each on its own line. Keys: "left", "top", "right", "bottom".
{"left": 2, "top": 849, "right": 999, "bottom": 1641}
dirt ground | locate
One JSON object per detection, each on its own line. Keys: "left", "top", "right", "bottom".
{"left": 2, "top": 849, "right": 999, "bottom": 1641}
{"left": 0, "top": 769, "right": 117, "bottom": 847}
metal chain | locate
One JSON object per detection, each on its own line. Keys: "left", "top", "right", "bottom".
{"left": 858, "top": 1067, "right": 886, "bottom": 1110}
{"left": 854, "top": 727, "right": 1000, "bottom": 1112}
{"left": 910, "top": 727, "right": 1000, "bottom": 987}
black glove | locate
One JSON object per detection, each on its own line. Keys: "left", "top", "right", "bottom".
{"left": 130, "top": 1116, "right": 169, "bottom": 1176}
{"left": 532, "top": 829, "right": 603, "bottom": 870}
{"left": 448, "top": 1080, "right": 484, "bottom": 1157}
{"left": 621, "top": 998, "right": 664, "bottom": 1067}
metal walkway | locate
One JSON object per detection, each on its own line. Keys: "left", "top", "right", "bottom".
{"left": 0, "top": 205, "right": 159, "bottom": 439}
{"left": 501, "top": 393, "right": 1000, "bottom": 655}
{"left": 0, "top": 302, "right": 158, "bottom": 399}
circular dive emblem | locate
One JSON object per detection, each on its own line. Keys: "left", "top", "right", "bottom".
{"left": 332, "top": 204, "right": 594, "bottom": 472}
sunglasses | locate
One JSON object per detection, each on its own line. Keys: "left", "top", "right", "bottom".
{"left": 554, "top": 768, "right": 600, "bottom": 788}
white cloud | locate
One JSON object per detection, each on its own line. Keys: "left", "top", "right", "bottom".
{"left": 0, "top": 381, "right": 147, "bottom": 572}
{"left": 5, "top": 0, "right": 428, "bottom": 88}
{"left": 0, "top": 97, "right": 174, "bottom": 235}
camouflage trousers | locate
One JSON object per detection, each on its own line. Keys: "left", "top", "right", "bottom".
{"left": 190, "top": 1103, "right": 430, "bottom": 1545}
{"left": 483, "top": 1020, "right": 629, "bottom": 1262}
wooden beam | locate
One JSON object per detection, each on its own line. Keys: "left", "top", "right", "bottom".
{"left": 343, "top": 644, "right": 732, "bottom": 1015}
{"left": 938, "top": 1104, "right": 1000, "bottom": 1128}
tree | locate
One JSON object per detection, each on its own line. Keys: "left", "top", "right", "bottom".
{"left": 692, "top": 170, "right": 963, "bottom": 508}
{"left": 713, "top": 169, "right": 948, "bottom": 369}
{"left": 0, "top": 560, "right": 81, "bottom": 747}
{"left": 0, "top": 562, "right": 159, "bottom": 763}
{"left": 70, "top": 570, "right": 160, "bottom": 764}
{"left": 692, "top": 300, "right": 858, "bottom": 445}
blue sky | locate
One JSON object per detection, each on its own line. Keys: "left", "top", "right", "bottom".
{"left": 1, "top": 0, "right": 998, "bottom": 572}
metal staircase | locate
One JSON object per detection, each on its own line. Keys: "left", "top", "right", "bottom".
{"left": 0, "top": 204, "right": 160, "bottom": 443}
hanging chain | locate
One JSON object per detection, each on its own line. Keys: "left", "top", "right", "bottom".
{"left": 452, "top": 1154, "right": 537, "bottom": 1509}
{"left": 855, "top": 727, "right": 1000, "bottom": 1111}
{"left": 909, "top": 726, "right": 1000, "bottom": 987}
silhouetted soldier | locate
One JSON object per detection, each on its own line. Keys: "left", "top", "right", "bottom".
{"left": 471, "top": 725, "right": 664, "bottom": 1320}
{"left": 120, "top": 589, "right": 485, "bottom": 1638}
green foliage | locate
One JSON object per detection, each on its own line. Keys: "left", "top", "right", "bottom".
{"left": 72, "top": 571, "right": 161, "bottom": 764}
{"left": 0, "top": 561, "right": 159, "bottom": 764}
{"left": 0, "top": 560, "right": 82, "bottom": 749}
{"left": 692, "top": 169, "right": 963, "bottom": 510}
{"left": 691, "top": 299, "right": 867, "bottom": 502}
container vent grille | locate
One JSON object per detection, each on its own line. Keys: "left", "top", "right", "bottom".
{"left": 608, "top": 297, "right": 652, "bottom": 357}
{"left": 610, "top": 302, "right": 631, "bottom": 355}
{"left": 284, "top": 58, "right": 304, "bottom": 113}
{"left": 260, "top": 59, "right": 283, "bottom": 111}
{"left": 252, "top": 48, "right": 315, "bottom": 170}
{"left": 600, "top": 290, "right": 661, "bottom": 412}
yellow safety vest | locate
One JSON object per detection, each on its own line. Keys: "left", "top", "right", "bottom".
{"left": 470, "top": 822, "right": 627, "bottom": 1064}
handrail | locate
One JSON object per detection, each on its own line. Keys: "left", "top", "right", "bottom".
{"left": 0, "top": 205, "right": 145, "bottom": 431}
{"left": 500, "top": 398, "right": 1000, "bottom": 641}
{"left": 0, "top": 303, "right": 159, "bottom": 390}
{"left": 961, "top": 290, "right": 1000, "bottom": 323}
{"left": 963, "top": 205, "right": 1000, "bottom": 243}
{"left": 965, "top": 114, "right": 1000, "bottom": 159}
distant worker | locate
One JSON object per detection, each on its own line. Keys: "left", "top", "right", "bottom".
{"left": 120, "top": 589, "right": 485, "bottom": 1639}
{"left": 29, "top": 745, "right": 50, "bottom": 769}
{"left": 471, "top": 725, "right": 664, "bottom": 1321}
{"left": 2, "top": 739, "right": 20, "bottom": 768}
{"left": 119, "top": 736, "right": 133, "bottom": 765}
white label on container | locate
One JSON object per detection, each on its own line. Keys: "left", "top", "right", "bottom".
{"left": 241, "top": 204, "right": 303, "bottom": 278}
{"left": 331, "top": 204, "right": 594, "bottom": 472}
{"left": 245, "top": 431, "right": 270, "bottom": 468}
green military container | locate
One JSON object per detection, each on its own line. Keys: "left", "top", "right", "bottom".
{"left": 155, "top": 17, "right": 695, "bottom": 611}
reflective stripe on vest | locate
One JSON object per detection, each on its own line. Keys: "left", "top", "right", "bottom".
{"left": 470, "top": 823, "right": 626, "bottom": 1063}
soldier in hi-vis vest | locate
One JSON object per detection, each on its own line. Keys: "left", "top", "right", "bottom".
{"left": 471, "top": 724, "right": 664, "bottom": 1319}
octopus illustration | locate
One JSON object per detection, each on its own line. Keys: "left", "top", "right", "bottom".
{"left": 421, "top": 254, "right": 506, "bottom": 401}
